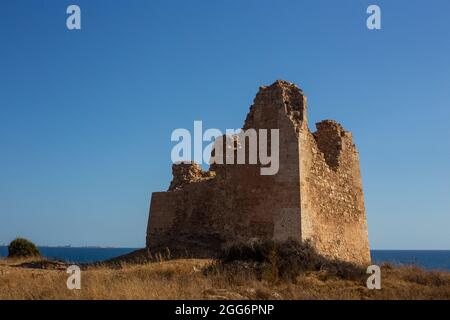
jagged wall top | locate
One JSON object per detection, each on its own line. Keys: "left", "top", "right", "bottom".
{"left": 243, "top": 80, "right": 308, "bottom": 130}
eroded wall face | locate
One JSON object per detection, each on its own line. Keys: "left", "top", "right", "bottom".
{"left": 242, "top": 81, "right": 303, "bottom": 242}
{"left": 299, "top": 121, "right": 371, "bottom": 265}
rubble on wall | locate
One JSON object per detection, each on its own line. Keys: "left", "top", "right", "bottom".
{"left": 168, "top": 162, "right": 214, "bottom": 191}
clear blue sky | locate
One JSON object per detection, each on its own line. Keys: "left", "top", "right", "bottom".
{"left": 1, "top": 0, "right": 449, "bottom": 249}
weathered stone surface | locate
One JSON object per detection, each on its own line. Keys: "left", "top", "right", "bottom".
{"left": 146, "top": 80, "right": 371, "bottom": 266}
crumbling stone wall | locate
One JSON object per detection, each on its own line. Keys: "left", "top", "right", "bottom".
{"left": 299, "top": 120, "right": 370, "bottom": 265}
{"left": 146, "top": 80, "right": 371, "bottom": 265}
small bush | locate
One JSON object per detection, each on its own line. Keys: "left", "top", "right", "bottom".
{"left": 216, "top": 239, "right": 365, "bottom": 282}
{"left": 7, "top": 238, "right": 40, "bottom": 258}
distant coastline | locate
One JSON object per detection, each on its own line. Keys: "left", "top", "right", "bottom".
{"left": 0, "top": 245, "right": 137, "bottom": 250}
{"left": 0, "top": 246, "right": 140, "bottom": 264}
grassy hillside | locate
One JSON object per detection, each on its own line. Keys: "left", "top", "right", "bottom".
{"left": 1, "top": 256, "right": 449, "bottom": 300}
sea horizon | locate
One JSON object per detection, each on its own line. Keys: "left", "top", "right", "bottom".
{"left": 1, "top": 246, "right": 450, "bottom": 272}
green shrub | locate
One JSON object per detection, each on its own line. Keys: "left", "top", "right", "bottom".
{"left": 7, "top": 238, "right": 40, "bottom": 258}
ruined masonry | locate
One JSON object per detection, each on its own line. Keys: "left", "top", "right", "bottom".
{"left": 146, "top": 80, "right": 371, "bottom": 265}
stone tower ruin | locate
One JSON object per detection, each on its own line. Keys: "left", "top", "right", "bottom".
{"left": 146, "top": 80, "right": 371, "bottom": 265}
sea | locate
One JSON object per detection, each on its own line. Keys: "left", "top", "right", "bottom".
{"left": 1, "top": 247, "right": 449, "bottom": 271}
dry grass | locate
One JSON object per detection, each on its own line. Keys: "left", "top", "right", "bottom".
{"left": 1, "top": 257, "right": 449, "bottom": 300}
